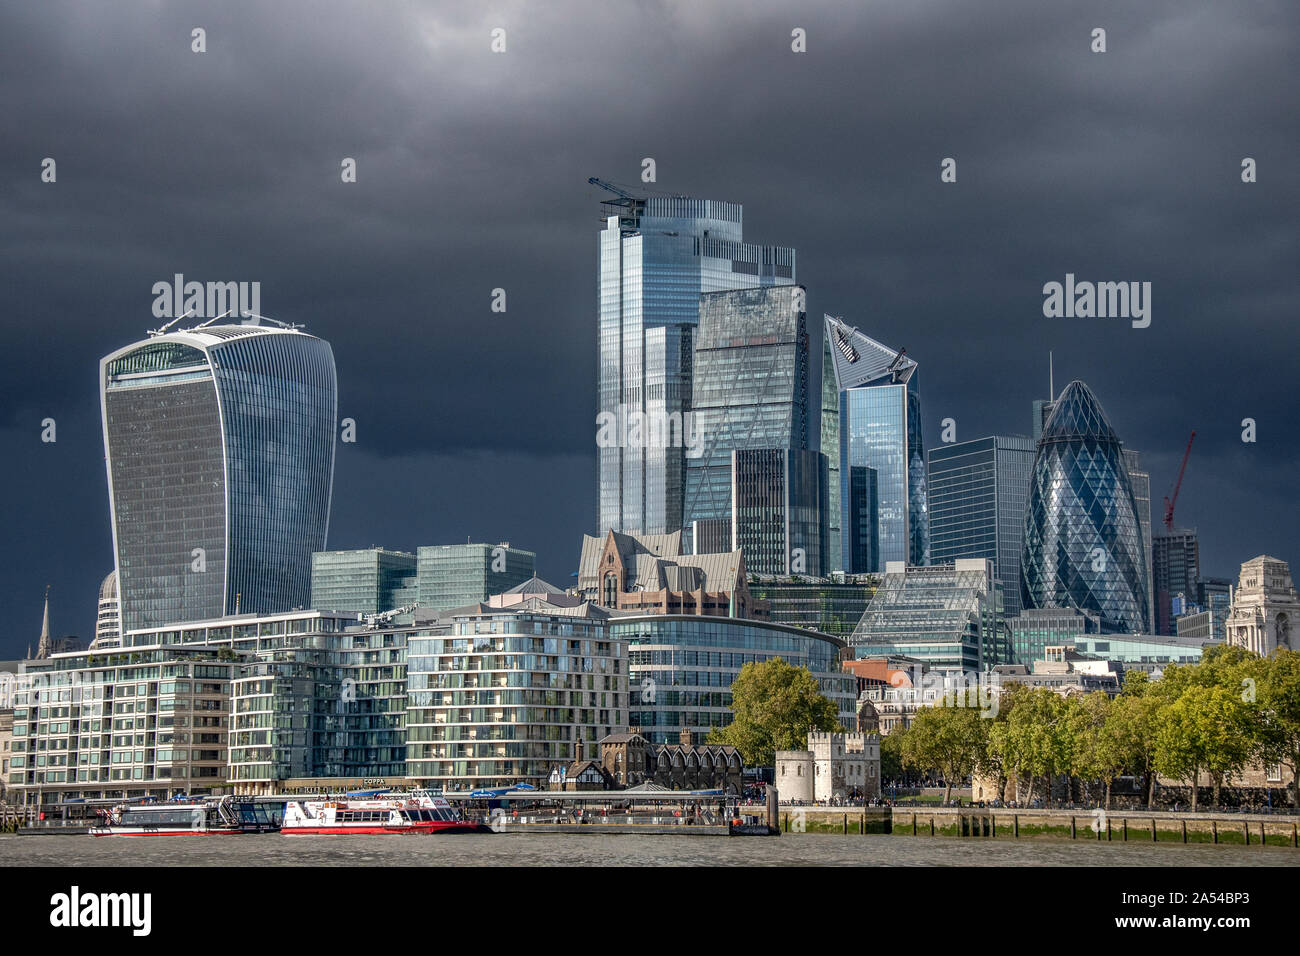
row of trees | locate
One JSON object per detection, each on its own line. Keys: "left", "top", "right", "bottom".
{"left": 885, "top": 645, "right": 1300, "bottom": 811}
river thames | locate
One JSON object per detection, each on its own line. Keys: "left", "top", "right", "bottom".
{"left": 3, "top": 833, "right": 1297, "bottom": 866}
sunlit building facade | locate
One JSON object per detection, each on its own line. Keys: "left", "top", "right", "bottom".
{"left": 405, "top": 601, "right": 627, "bottom": 789}
{"left": 415, "top": 543, "right": 535, "bottom": 611}
{"left": 850, "top": 559, "right": 1008, "bottom": 677}
{"left": 311, "top": 548, "right": 418, "bottom": 615}
{"left": 596, "top": 186, "right": 796, "bottom": 536}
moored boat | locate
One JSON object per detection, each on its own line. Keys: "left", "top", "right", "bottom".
{"left": 90, "top": 796, "right": 278, "bottom": 836}
{"left": 281, "top": 791, "right": 490, "bottom": 835}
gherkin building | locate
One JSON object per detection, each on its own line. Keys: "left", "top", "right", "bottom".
{"left": 1020, "top": 380, "right": 1150, "bottom": 633}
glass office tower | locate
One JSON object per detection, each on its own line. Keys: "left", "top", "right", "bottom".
{"left": 820, "top": 333, "right": 842, "bottom": 572}
{"left": 685, "top": 286, "right": 810, "bottom": 528}
{"left": 850, "top": 559, "right": 1008, "bottom": 677}
{"left": 415, "top": 543, "right": 535, "bottom": 611}
{"left": 731, "top": 448, "right": 828, "bottom": 576}
{"left": 311, "top": 548, "right": 418, "bottom": 615}
{"left": 824, "top": 315, "right": 928, "bottom": 571}
{"left": 1153, "top": 529, "right": 1200, "bottom": 635}
{"left": 101, "top": 324, "right": 337, "bottom": 636}
{"left": 847, "top": 465, "right": 878, "bottom": 574}
{"left": 1020, "top": 380, "right": 1150, "bottom": 633}
{"left": 1123, "top": 448, "right": 1156, "bottom": 632}
{"left": 927, "top": 436, "right": 1035, "bottom": 617}
{"left": 596, "top": 185, "right": 796, "bottom": 536}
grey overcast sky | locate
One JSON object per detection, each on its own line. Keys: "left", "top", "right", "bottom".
{"left": 1, "top": 0, "right": 1296, "bottom": 655}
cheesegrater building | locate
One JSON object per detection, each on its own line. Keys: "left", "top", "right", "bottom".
{"left": 101, "top": 322, "right": 337, "bottom": 637}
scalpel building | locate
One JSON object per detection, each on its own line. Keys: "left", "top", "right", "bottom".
{"left": 824, "top": 316, "right": 928, "bottom": 571}
{"left": 101, "top": 323, "right": 337, "bottom": 636}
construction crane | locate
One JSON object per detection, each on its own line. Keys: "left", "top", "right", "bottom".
{"left": 588, "top": 177, "right": 648, "bottom": 233}
{"left": 587, "top": 177, "right": 640, "bottom": 202}
{"left": 360, "top": 603, "right": 419, "bottom": 629}
{"left": 1162, "top": 432, "right": 1196, "bottom": 531}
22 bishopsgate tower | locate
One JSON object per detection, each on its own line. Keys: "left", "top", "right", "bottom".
{"left": 594, "top": 180, "right": 797, "bottom": 536}
{"left": 101, "top": 323, "right": 338, "bottom": 637}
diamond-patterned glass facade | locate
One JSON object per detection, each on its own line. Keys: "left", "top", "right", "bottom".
{"left": 1020, "top": 380, "right": 1150, "bottom": 633}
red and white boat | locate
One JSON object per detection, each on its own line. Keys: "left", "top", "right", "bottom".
{"left": 281, "top": 791, "right": 490, "bottom": 835}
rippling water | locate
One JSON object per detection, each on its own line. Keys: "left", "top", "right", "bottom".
{"left": 3, "top": 833, "right": 1296, "bottom": 866}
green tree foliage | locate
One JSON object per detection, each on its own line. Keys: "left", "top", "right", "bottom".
{"left": 1154, "top": 684, "right": 1255, "bottom": 812}
{"left": 1001, "top": 688, "right": 1073, "bottom": 806}
{"left": 707, "top": 657, "right": 841, "bottom": 766}
{"left": 879, "top": 724, "right": 906, "bottom": 785}
{"left": 1104, "top": 691, "right": 1163, "bottom": 809}
{"left": 1065, "top": 692, "right": 1126, "bottom": 808}
{"left": 900, "top": 703, "right": 988, "bottom": 804}
{"left": 1253, "top": 649, "right": 1300, "bottom": 809}
{"left": 985, "top": 681, "right": 1032, "bottom": 802}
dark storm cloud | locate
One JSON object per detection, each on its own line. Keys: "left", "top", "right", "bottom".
{"left": 1, "top": 0, "right": 1296, "bottom": 650}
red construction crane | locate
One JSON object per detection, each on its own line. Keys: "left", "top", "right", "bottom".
{"left": 1162, "top": 432, "right": 1196, "bottom": 531}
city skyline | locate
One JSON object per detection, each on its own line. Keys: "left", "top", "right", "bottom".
{"left": 3, "top": 0, "right": 1297, "bottom": 656}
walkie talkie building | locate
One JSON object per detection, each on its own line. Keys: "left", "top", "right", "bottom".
{"left": 1020, "top": 380, "right": 1150, "bottom": 633}
{"left": 100, "top": 323, "right": 337, "bottom": 636}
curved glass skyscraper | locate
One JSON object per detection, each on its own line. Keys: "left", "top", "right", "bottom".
{"left": 101, "top": 324, "right": 337, "bottom": 636}
{"left": 1020, "top": 380, "right": 1150, "bottom": 633}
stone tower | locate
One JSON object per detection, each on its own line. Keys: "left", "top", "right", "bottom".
{"left": 1225, "top": 555, "right": 1299, "bottom": 656}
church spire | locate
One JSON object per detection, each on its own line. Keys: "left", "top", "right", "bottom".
{"left": 36, "top": 585, "right": 52, "bottom": 659}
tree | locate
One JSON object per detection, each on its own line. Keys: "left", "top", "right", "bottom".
{"left": 1121, "top": 668, "right": 1152, "bottom": 697}
{"left": 1105, "top": 691, "right": 1163, "bottom": 809}
{"left": 1154, "top": 684, "right": 1254, "bottom": 811}
{"left": 985, "top": 681, "right": 1032, "bottom": 802}
{"left": 1065, "top": 691, "right": 1126, "bottom": 808}
{"left": 1256, "top": 649, "right": 1300, "bottom": 809}
{"left": 707, "top": 657, "right": 841, "bottom": 766}
{"left": 900, "top": 703, "right": 987, "bottom": 804}
{"left": 880, "top": 725, "right": 907, "bottom": 786}
{"left": 1001, "top": 688, "right": 1071, "bottom": 806}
